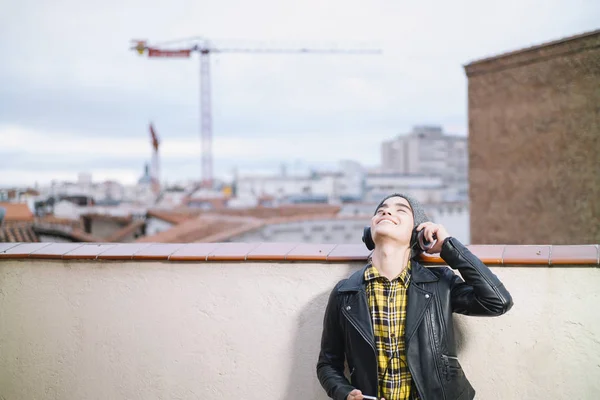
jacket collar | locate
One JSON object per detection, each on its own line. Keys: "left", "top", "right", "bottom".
{"left": 337, "top": 259, "right": 438, "bottom": 293}
{"left": 411, "top": 259, "right": 439, "bottom": 283}
{"left": 337, "top": 265, "right": 368, "bottom": 292}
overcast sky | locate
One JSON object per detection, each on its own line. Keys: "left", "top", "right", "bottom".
{"left": 1, "top": 0, "right": 598, "bottom": 187}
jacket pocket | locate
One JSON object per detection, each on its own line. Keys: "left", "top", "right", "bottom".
{"left": 443, "top": 355, "right": 461, "bottom": 369}
{"left": 441, "top": 355, "right": 472, "bottom": 398}
{"left": 442, "top": 354, "right": 463, "bottom": 382}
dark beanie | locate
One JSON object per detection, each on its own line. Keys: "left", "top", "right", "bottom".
{"left": 374, "top": 193, "right": 429, "bottom": 229}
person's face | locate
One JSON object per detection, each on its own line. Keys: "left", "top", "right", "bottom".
{"left": 370, "top": 196, "right": 414, "bottom": 245}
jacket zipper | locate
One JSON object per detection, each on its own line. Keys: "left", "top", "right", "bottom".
{"left": 426, "top": 308, "right": 447, "bottom": 400}
{"left": 407, "top": 359, "right": 425, "bottom": 400}
{"left": 406, "top": 294, "right": 432, "bottom": 400}
{"left": 433, "top": 285, "right": 448, "bottom": 341}
{"left": 342, "top": 307, "right": 377, "bottom": 394}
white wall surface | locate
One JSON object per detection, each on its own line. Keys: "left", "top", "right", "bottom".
{"left": 0, "top": 260, "right": 598, "bottom": 400}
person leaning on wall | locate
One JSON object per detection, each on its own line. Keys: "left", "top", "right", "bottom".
{"left": 316, "top": 193, "right": 513, "bottom": 400}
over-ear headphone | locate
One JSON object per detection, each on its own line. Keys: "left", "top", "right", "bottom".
{"left": 362, "top": 227, "right": 375, "bottom": 250}
{"left": 362, "top": 226, "right": 436, "bottom": 253}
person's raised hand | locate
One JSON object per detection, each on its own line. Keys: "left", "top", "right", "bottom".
{"left": 417, "top": 222, "right": 450, "bottom": 254}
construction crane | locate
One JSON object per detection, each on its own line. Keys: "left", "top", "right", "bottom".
{"left": 130, "top": 37, "right": 381, "bottom": 188}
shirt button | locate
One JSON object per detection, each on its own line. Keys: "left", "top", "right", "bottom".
{"left": 425, "top": 294, "right": 430, "bottom": 298}
{"left": 346, "top": 306, "right": 351, "bottom": 311}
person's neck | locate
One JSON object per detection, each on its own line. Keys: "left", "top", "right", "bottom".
{"left": 371, "top": 240, "right": 411, "bottom": 280}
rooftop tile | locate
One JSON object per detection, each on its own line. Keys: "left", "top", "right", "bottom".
{"left": 0, "top": 202, "right": 34, "bottom": 222}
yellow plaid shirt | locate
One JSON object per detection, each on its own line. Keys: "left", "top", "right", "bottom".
{"left": 364, "top": 262, "right": 417, "bottom": 400}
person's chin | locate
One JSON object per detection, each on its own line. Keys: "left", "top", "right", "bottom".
{"left": 373, "top": 224, "right": 400, "bottom": 238}
{"left": 374, "top": 225, "right": 411, "bottom": 244}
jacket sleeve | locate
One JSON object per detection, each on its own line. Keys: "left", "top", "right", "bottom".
{"left": 440, "top": 237, "right": 514, "bottom": 316}
{"left": 316, "top": 282, "right": 355, "bottom": 400}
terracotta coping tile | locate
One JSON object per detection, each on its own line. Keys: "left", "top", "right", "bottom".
{"left": 550, "top": 245, "right": 599, "bottom": 265}
{"left": 502, "top": 245, "right": 551, "bottom": 265}
{"left": 419, "top": 246, "right": 507, "bottom": 265}
{"left": 285, "top": 243, "right": 337, "bottom": 261}
{"left": 97, "top": 243, "right": 152, "bottom": 260}
{"left": 207, "top": 243, "right": 261, "bottom": 261}
{"left": 0, "top": 243, "right": 52, "bottom": 259}
{"left": 132, "top": 243, "right": 187, "bottom": 261}
{"left": 1, "top": 242, "right": 598, "bottom": 266}
{"left": 0, "top": 243, "right": 20, "bottom": 253}
{"left": 419, "top": 253, "right": 444, "bottom": 264}
{"left": 63, "top": 244, "right": 117, "bottom": 260}
{"left": 246, "top": 242, "right": 299, "bottom": 261}
{"left": 30, "top": 243, "right": 86, "bottom": 259}
{"left": 326, "top": 244, "right": 372, "bottom": 261}
{"left": 168, "top": 243, "right": 221, "bottom": 261}
{"left": 462, "top": 245, "right": 505, "bottom": 264}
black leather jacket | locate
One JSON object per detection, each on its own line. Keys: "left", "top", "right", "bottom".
{"left": 317, "top": 237, "right": 513, "bottom": 400}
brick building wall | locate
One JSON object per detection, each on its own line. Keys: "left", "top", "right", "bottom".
{"left": 465, "top": 30, "right": 600, "bottom": 244}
